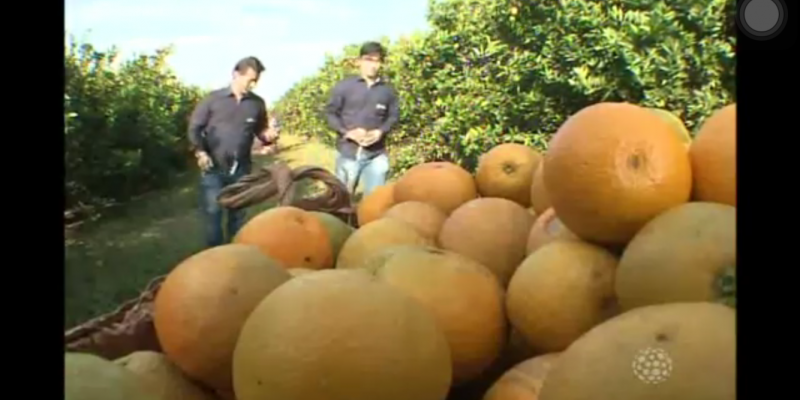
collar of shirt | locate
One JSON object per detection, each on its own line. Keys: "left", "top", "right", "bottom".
{"left": 220, "top": 86, "right": 256, "bottom": 99}
{"left": 356, "top": 76, "right": 385, "bottom": 85}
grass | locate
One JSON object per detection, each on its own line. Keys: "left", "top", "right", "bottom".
{"left": 64, "top": 134, "right": 337, "bottom": 329}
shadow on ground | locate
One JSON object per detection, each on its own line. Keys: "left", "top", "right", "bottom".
{"left": 65, "top": 135, "right": 337, "bottom": 328}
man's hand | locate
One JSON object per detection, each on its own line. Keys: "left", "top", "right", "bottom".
{"left": 344, "top": 128, "right": 366, "bottom": 143}
{"left": 195, "top": 151, "right": 213, "bottom": 171}
{"left": 265, "top": 128, "right": 279, "bottom": 142}
{"left": 359, "top": 129, "right": 383, "bottom": 147}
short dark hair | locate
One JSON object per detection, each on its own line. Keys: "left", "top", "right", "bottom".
{"left": 359, "top": 42, "right": 386, "bottom": 60}
{"left": 233, "top": 56, "right": 265, "bottom": 74}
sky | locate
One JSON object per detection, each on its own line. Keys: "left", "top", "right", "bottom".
{"left": 65, "top": 0, "right": 431, "bottom": 105}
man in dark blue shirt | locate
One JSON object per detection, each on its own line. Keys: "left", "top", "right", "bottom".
{"left": 325, "top": 41, "right": 399, "bottom": 196}
{"left": 187, "top": 56, "right": 276, "bottom": 248}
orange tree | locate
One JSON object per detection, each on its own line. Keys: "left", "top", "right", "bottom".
{"left": 273, "top": 0, "right": 736, "bottom": 175}
{"left": 65, "top": 37, "right": 205, "bottom": 212}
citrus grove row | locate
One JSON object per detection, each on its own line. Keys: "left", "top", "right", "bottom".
{"left": 64, "top": 0, "right": 735, "bottom": 213}
{"left": 65, "top": 100, "right": 736, "bottom": 400}
{"left": 65, "top": 41, "right": 204, "bottom": 214}
{"left": 274, "top": 0, "right": 736, "bottom": 174}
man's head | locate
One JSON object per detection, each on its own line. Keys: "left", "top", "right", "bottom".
{"left": 357, "top": 41, "right": 385, "bottom": 80}
{"left": 231, "top": 56, "right": 265, "bottom": 95}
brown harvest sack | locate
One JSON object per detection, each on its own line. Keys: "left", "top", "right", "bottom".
{"left": 64, "top": 275, "right": 165, "bottom": 360}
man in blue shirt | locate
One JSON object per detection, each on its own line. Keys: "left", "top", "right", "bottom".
{"left": 324, "top": 42, "right": 400, "bottom": 196}
{"left": 187, "top": 57, "right": 276, "bottom": 248}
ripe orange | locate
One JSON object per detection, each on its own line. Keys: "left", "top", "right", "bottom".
{"left": 153, "top": 244, "right": 291, "bottom": 390}
{"left": 475, "top": 143, "right": 542, "bottom": 207}
{"left": 357, "top": 183, "right": 395, "bottom": 226}
{"left": 506, "top": 240, "right": 619, "bottom": 353}
{"left": 615, "top": 202, "right": 736, "bottom": 310}
{"left": 689, "top": 103, "right": 736, "bottom": 206}
{"left": 438, "top": 198, "right": 535, "bottom": 286}
{"left": 232, "top": 269, "right": 453, "bottom": 400}
{"left": 382, "top": 201, "right": 448, "bottom": 240}
{"left": 543, "top": 102, "right": 692, "bottom": 246}
{"left": 393, "top": 162, "right": 478, "bottom": 214}
{"left": 369, "top": 246, "right": 507, "bottom": 384}
{"left": 525, "top": 208, "right": 578, "bottom": 255}
{"left": 233, "top": 206, "right": 333, "bottom": 270}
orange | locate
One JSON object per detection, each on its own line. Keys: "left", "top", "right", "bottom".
{"left": 233, "top": 206, "right": 333, "bottom": 270}
{"left": 232, "top": 269, "right": 452, "bottom": 400}
{"left": 525, "top": 208, "right": 578, "bottom": 255}
{"left": 689, "top": 103, "right": 736, "bottom": 206}
{"left": 543, "top": 102, "right": 692, "bottom": 246}
{"left": 538, "top": 302, "right": 735, "bottom": 400}
{"left": 153, "top": 244, "right": 290, "bottom": 390}
{"left": 438, "top": 198, "right": 535, "bottom": 286}
{"left": 476, "top": 143, "right": 542, "bottom": 207}
{"left": 356, "top": 183, "right": 395, "bottom": 226}
{"left": 382, "top": 201, "right": 448, "bottom": 240}
{"left": 336, "top": 218, "right": 434, "bottom": 269}
{"left": 370, "top": 246, "right": 507, "bottom": 384}
{"left": 506, "top": 240, "right": 619, "bottom": 353}
{"left": 393, "top": 162, "right": 478, "bottom": 214}
{"left": 615, "top": 202, "right": 736, "bottom": 310}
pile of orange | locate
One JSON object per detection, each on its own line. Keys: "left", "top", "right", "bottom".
{"left": 65, "top": 101, "right": 736, "bottom": 400}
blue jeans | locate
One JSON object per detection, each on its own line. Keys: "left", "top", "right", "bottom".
{"left": 199, "top": 168, "right": 248, "bottom": 248}
{"left": 335, "top": 151, "right": 390, "bottom": 196}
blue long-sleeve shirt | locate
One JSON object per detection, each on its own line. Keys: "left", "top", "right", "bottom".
{"left": 187, "top": 87, "right": 269, "bottom": 172}
{"left": 324, "top": 75, "right": 399, "bottom": 159}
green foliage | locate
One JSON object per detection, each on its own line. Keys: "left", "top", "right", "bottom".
{"left": 274, "top": 0, "right": 736, "bottom": 175}
{"left": 65, "top": 36, "right": 206, "bottom": 211}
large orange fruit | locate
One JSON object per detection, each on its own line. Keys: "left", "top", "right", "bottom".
{"left": 233, "top": 206, "right": 333, "bottom": 270}
{"left": 615, "top": 202, "right": 736, "bottom": 310}
{"left": 153, "top": 244, "right": 290, "bottom": 390}
{"left": 483, "top": 353, "right": 560, "bottom": 400}
{"left": 543, "top": 102, "right": 692, "bottom": 246}
{"left": 370, "top": 246, "right": 507, "bottom": 384}
{"left": 529, "top": 164, "right": 551, "bottom": 216}
{"left": 382, "top": 201, "right": 448, "bottom": 240}
{"left": 393, "top": 161, "right": 478, "bottom": 214}
{"left": 689, "top": 103, "right": 736, "bottom": 206}
{"left": 336, "top": 218, "right": 434, "bottom": 269}
{"left": 356, "top": 183, "right": 395, "bottom": 226}
{"left": 526, "top": 208, "right": 578, "bottom": 255}
{"left": 538, "top": 302, "right": 735, "bottom": 400}
{"left": 506, "top": 240, "right": 619, "bottom": 353}
{"left": 438, "top": 198, "right": 535, "bottom": 286}
{"left": 232, "top": 269, "right": 452, "bottom": 400}
{"left": 476, "top": 143, "right": 542, "bottom": 207}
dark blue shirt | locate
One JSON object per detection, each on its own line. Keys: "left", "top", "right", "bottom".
{"left": 187, "top": 87, "right": 269, "bottom": 172}
{"left": 324, "top": 75, "right": 400, "bottom": 159}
